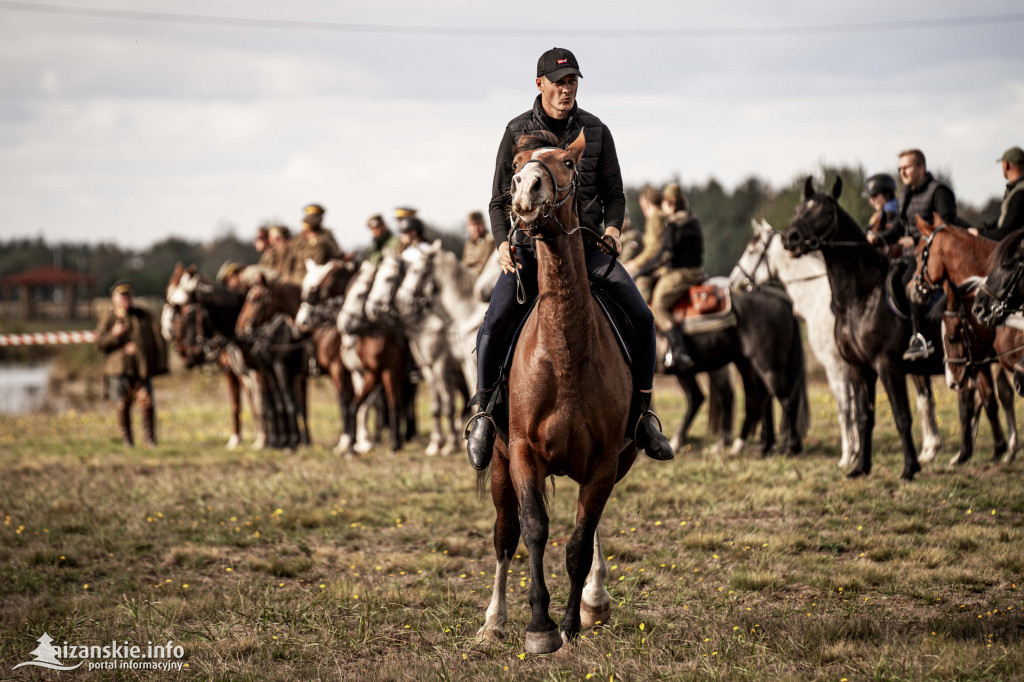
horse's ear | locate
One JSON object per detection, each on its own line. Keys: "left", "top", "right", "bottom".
{"left": 932, "top": 211, "right": 945, "bottom": 228}
{"left": 803, "top": 176, "right": 815, "bottom": 201}
{"left": 187, "top": 263, "right": 198, "bottom": 275}
{"left": 430, "top": 239, "right": 442, "bottom": 253}
{"left": 830, "top": 176, "right": 843, "bottom": 200}
{"left": 916, "top": 214, "right": 933, "bottom": 236}
{"left": 567, "top": 130, "right": 586, "bottom": 165}
{"left": 750, "top": 218, "right": 760, "bottom": 232}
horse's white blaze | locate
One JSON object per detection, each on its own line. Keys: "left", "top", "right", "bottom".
{"left": 510, "top": 148, "right": 558, "bottom": 219}
{"left": 300, "top": 260, "right": 334, "bottom": 300}
{"left": 295, "top": 302, "right": 311, "bottom": 331}
{"left": 478, "top": 557, "right": 510, "bottom": 640}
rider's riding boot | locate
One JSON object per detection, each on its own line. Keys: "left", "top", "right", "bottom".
{"left": 634, "top": 392, "right": 674, "bottom": 461}
{"left": 664, "top": 326, "right": 694, "bottom": 371}
{"left": 142, "top": 405, "right": 157, "bottom": 447}
{"left": 465, "top": 388, "right": 496, "bottom": 471}
{"left": 902, "top": 332, "right": 934, "bottom": 361}
{"left": 117, "top": 402, "right": 134, "bottom": 447}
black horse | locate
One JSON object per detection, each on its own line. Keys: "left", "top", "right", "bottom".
{"left": 783, "top": 177, "right": 946, "bottom": 480}
{"left": 973, "top": 227, "right": 1024, "bottom": 326}
{"left": 667, "top": 286, "right": 809, "bottom": 457}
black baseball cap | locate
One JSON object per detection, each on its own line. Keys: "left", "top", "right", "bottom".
{"left": 537, "top": 47, "right": 582, "bottom": 82}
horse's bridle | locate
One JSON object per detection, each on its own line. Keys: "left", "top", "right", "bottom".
{"left": 912, "top": 224, "right": 947, "bottom": 298}
{"left": 788, "top": 206, "right": 840, "bottom": 254}
{"left": 508, "top": 151, "right": 620, "bottom": 303}
{"left": 735, "top": 231, "right": 780, "bottom": 289}
{"left": 399, "top": 257, "right": 438, "bottom": 323}
{"left": 512, "top": 157, "right": 579, "bottom": 239}
{"left": 980, "top": 256, "right": 1024, "bottom": 321}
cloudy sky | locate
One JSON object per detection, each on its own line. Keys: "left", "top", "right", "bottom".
{"left": 1, "top": 0, "right": 1022, "bottom": 249}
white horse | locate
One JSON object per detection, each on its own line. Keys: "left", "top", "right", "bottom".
{"left": 366, "top": 248, "right": 462, "bottom": 456}
{"left": 729, "top": 219, "right": 942, "bottom": 467}
{"left": 473, "top": 248, "right": 503, "bottom": 303}
{"left": 396, "top": 241, "right": 490, "bottom": 396}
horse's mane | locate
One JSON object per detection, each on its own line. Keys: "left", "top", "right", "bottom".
{"left": 515, "top": 131, "right": 560, "bottom": 155}
{"left": 990, "top": 227, "right": 1024, "bottom": 269}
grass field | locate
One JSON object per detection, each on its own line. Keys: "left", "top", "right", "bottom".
{"left": 1, "top": 359, "right": 1023, "bottom": 680}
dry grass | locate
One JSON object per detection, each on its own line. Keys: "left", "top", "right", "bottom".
{"left": 1, "top": 365, "right": 1022, "bottom": 680}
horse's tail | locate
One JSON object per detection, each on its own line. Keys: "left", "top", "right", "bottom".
{"left": 475, "top": 465, "right": 491, "bottom": 500}
{"left": 790, "top": 321, "right": 811, "bottom": 439}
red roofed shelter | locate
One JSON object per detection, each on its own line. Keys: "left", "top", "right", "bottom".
{"left": 0, "top": 265, "right": 95, "bottom": 320}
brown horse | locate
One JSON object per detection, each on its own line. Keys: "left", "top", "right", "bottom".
{"left": 476, "top": 131, "right": 637, "bottom": 654}
{"left": 163, "top": 263, "right": 265, "bottom": 449}
{"left": 299, "top": 259, "right": 412, "bottom": 455}
{"left": 908, "top": 215, "right": 1020, "bottom": 463}
{"left": 235, "top": 277, "right": 310, "bottom": 448}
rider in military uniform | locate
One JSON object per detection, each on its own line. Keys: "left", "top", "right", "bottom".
{"left": 96, "top": 281, "right": 168, "bottom": 447}
{"left": 461, "top": 211, "right": 495, "bottom": 277}
{"left": 288, "top": 204, "right": 344, "bottom": 283}
{"left": 366, "top": 214, "right": 401, "bottom": 266}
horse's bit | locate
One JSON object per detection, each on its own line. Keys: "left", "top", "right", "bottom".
{"left": 911, "top": 224, "right": 946, "bottom": 298}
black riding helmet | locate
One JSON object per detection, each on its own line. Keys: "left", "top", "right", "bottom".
{"left": 862, "top": 173, "right": 897, "bottom": 198}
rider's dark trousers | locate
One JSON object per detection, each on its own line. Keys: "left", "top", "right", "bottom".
{"left": 476, "top": 243, "right": 656, "bottom": 394}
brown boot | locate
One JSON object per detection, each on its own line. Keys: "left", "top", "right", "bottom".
{"left": 118, "top": 403, "right": 134, "bottom": 447}
{"left": 142, "top": 406, "right": 157, "bottom": 447}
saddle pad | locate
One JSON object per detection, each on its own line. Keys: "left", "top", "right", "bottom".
{"left": 671, "top": 277, "right": 736, "bottom": 333}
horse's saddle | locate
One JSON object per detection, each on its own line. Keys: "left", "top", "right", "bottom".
{"left": 479, "top": 282, "right": 637, "bottom": 446}
{"left": 671, "top": 278, "right": 737, "bottom": 333}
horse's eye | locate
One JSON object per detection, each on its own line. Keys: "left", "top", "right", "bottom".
{"left": 564, "top": 159, "right": 574, "bottom": 169}
{"left": 512, "top": 162, "right": 518, "bottom": 171}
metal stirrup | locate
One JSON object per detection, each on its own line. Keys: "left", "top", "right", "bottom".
{"left": 634, "top": 409, "right": 664, "bottom": 444}
{"left": 464, "top": 411, "right": 496, "bottom": 441}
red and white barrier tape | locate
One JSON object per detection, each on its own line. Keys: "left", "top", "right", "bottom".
{"left": 0, "top": 331, "right": 97, "bottom": 346}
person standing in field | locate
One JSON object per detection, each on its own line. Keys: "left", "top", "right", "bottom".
{"left": 96, "top": 281, "right": 167, "bottom": 447}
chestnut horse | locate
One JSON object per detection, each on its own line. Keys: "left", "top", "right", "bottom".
{"left": 475, "top": 131, "right": 637, "bottom": 653}
{"left": 295, "top": 259, "right": 360, "bottom": 455}
{"left": 235, "top": 277, "right": 310, "bottom": 448}
{"left": 907, "top": 215, "right": 1020, "bottom": 463}
{"left": 163, "top": 263, "right": 265, "bottom": 449}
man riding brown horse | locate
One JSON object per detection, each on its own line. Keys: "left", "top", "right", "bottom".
{"left": 465, "top": 47, "right": 673, "bottom": 469}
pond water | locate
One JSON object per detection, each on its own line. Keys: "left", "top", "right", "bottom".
{"left": 0, "top": 363, "right": 52, "bottom": 414}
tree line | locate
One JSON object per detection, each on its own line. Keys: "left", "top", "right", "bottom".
{"left": 0, "top": 164, "right": 1002, "bottom": 299}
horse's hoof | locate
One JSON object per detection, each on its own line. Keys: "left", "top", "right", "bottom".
{"left": 729, "top": 439, "right": 744, "bottom": 456}
{"left": 524, "top": 629, "right": 563, "bottom": 654}
{"left": 425, "top": 442, "right": 440, "bottom": 456}
{"left": 668, "top": 436, "right": 681, "bottom": 453}
{"left": 949, "top": 452, "right": 971, "bottom": 466}
{"left": 475, "top": 624, "right": 505, "bottom": 643}
{"left": 846, "top": 468, "right": 869, "bottom": 479}
{"left": 580, "top": 602, "right": 610, "bottom": 629}
{"left": 226, "top": 435, "right": 241, "bottom": 450}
